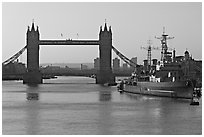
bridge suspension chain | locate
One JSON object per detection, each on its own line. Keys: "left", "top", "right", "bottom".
{"left": 2, "top": 45, "right": 27, "bottom": 66}
{"left": 112, "top": 45, "right": 138, "bottom": 68}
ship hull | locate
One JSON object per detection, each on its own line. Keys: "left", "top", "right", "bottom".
{"left": 123, "top": 81, "right": 194, "bottom": 99}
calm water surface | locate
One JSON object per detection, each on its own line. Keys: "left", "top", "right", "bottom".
{"left": 2, "top": 76, "right": 202, "bottom": 135}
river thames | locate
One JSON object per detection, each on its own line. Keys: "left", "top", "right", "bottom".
{"left": 2, "top": 76, "right": 202, "bottom": 135}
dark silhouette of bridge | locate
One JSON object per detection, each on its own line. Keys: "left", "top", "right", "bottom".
{"left": 24, "top": 22, "right": 115, "bottom": 84}
{"left": 3, "top": 22, "right": 138, "bottom": 84}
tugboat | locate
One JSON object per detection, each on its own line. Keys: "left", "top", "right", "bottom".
{"left": 117, "top": 80, "right": 125, "bottom": 93}
{"left": 118, "top": 28, "right": 202, "bottom": 100}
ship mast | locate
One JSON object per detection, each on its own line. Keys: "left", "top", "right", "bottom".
{"left": 155, "top": 27, "right": 174, "bottom": 63}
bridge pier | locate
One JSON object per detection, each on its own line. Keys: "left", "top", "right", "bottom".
{"left": 96, "top": 23, "right": 115, "bottom": 84}
{"left": 23, "top": 71, "right": 42, "bottom": 84}
{"left": 96, "top": 72, "right": 115, "bottom": 85}
{"left": 23, "top": 22, "right": 42, "bottom": 84}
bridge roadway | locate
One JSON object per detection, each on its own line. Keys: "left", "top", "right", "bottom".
{"left": 39, "top": 39, "right": 99, "bottom": 45}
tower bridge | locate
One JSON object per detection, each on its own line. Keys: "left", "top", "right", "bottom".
{"left": 3, "top": 21, "right": 137, "bottom": 85}
{"left": 23, "top": 21, "right": 115, "bottom": 84}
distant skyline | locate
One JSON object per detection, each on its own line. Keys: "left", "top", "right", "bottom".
{"left": 2, "top": 2, "right": 202, "bottom": 64}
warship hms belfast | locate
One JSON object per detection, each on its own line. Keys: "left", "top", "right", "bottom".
{"left": 118, "top": 27, "right": 202, "bottom": 99}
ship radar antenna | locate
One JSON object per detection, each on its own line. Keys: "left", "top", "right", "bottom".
{"left": 163, "top": 26, "right": 165, "bottom": 35}
{"left": 155, "top": 27, "right": 174, "bottom": 63}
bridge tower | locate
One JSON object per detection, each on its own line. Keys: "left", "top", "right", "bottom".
{"left": 23, "top": 22, "right": 42, "bottom": 84}
{"left": 96, "top": 23, "right": 115, "bottom": 84}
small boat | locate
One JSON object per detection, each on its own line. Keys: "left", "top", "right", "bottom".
{"left": 190, "top": 99, "right": 199, "bottom": 105}
{"left": 190, "top": 88, "right": 201, "bottom": 105}
{"left": 117, "top": 80, "right": 125, "bottom": 93}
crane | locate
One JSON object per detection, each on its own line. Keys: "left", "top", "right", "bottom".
{"left": 141, "top": 39, "right": 159, "bottom": 71}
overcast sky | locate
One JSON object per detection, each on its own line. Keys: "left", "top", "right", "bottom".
{"left": 2, "top": 2, "right": 202, "bottom": 64}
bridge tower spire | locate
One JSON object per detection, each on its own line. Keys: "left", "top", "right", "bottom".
{"left": 96, "top": 22, "right": 115, "bottom": 84}
{"left": 23, "top": 21, "right": 42, "bottom": 84}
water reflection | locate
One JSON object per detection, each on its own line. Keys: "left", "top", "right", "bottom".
{"left": 2, "top": 77, "right": 201, "bottom": 134}
{"left": 99, "top": 86, "right": 112, "bottom": 102}
{"left": 27, "top": 93, "right": 39, "bottom": 100}
{"left": 99, "top": 91, "right": 112, "bottom": 101}
{"left": 98, "top": 86, "right": 113, "bottom": 134}
{"left": 124, "top": 92, "right": 159, "bottom": 102}
{"left": 26, "top": 84, "right": 40, "bottom": 101}
{"left": 25, "top": 97, "right": 40, "bottom": 134}
{"left": 25, "top": 84, "right": 41, "bottom": 134}
{"left": 123, "top": 93, "right": 141, "bottom": 100}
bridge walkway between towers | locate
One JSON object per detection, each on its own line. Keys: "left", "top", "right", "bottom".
{"left": 39, "top": 40, "right": 99, "bottom": 45}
